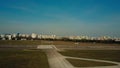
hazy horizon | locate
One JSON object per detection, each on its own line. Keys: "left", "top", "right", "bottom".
{"left": 0, "top": 0, "right": 120, "bottom": 37}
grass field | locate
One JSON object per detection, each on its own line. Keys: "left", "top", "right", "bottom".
{"left": 0, "top": 40, "right": 120, "bottom": 68}
{"left": 0, "top": 40, "right": 119, "bottom": 46}
{"left": 0, "top": 40, "right": 42, "bottom": 45}
{"left": 66, "top": 58, "right": 116, "bottom": 67}
{"left": 0, "top": 50, "right": 49, "bottom": 68}
{"left": 59, "top": 50, "right": 120, "bottom": 62}
{"left": 0, "top": 40, "right": 76, "bottom": 45}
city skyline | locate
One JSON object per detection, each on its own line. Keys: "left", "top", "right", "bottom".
{"left": 0, "top": 0, "right": 120, "bottom": 37}
{"left": 0, "top": 33, "right": 120, "bottom": 40}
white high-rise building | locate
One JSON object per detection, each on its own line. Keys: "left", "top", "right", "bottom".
{"left": 5, "top": 34, "right": 12, "bottom": 40}
{"left": 31, "top": 33, "right": 37, "bottom": 38}
{"left": 0, "top": 34, "right": 5, "bottom": 40}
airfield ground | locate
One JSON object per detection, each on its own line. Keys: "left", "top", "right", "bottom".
{"left": 0, "top": 49, "right": 49, "bottom": 68}
{"left": 0, "top": 40, "right": 120, "bottom": 46}
{"left": 59, "top": 50, "right": 120, "bottom": 62}
{"left": 0, "top": 40, "right": 120, "bottom": 68}
{"left": 66, "top": 58, "right": 117, "bottom": 67}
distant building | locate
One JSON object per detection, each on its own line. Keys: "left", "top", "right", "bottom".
{"left": 0, "top": 34, "right": 5, "bottom": 40}
{"left": 31, "top": 33, "right": 37, "bottom": 39}
{"left": 5, "top": 34, "right": 12, "bottom": 40}
{"left": 11, "top": 34, "right": 17, "bottom": 40}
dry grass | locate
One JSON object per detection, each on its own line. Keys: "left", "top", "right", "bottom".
{"left": 0, "top": 40, "right": 41, "bottom": 45}
{"left": 59, "top": 50, "right": 120, "bottom": 62}
{"left": 67, "top": 58, "right": 116, "bottom": 67}
{"left": 0, "top": 50, "right": 49, "bottom": 68}
{"left": 0, "top": 40, "right": 119, "bottom": 46}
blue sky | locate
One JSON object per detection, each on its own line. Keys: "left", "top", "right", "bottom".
{"left": 0, "top": 0, "right": 120, "bottom": 37}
